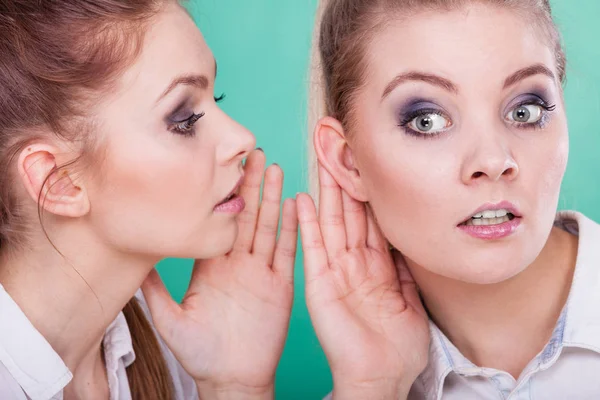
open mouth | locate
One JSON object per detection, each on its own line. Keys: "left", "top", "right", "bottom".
{"left": 460, "top": 209, "right": 519, "bottom": 227}
{"left": 217, "top": 191, "right": 238, "bottom": 206}
{"left": 214, "top": 175, "right": 245, "bottom": 212}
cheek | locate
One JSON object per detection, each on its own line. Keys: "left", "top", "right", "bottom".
{"left": 523, "top": 125, "right": 568, "bottom": 232}
{"left": 88, "top": 134, "right": 219, "bottom": 255}
{"left": 518, "top": 121, "right": 568, "bottom": 219}
{"left": 356, "top": 138, "right": 456, "bottom": 251}
{"left": 353, "top": 122, "right": 569, "bottom": 284}
{"left": 538, "top": 132, "right": 568, "bottom": 199}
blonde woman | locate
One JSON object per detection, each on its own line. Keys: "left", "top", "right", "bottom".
{"left": 298, "top": 0, "right": 599, "bottom": 399}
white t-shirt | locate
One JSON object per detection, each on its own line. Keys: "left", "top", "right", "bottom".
{"left": 409, "top": 211, "right": 600, "bottom": 399}
{"left": 0, "top": 288, "right": 197, "bottom": 400}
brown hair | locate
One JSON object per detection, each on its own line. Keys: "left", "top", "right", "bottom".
{"left": 308, "top": 0, "right": 566, "bottom": 194}
{"left": 0, "top": 1, "right": 176, "bottom": 399}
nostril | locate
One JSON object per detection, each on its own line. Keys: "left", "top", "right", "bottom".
{"left": 472, "top": 171, "right": 484, "bottom": 179}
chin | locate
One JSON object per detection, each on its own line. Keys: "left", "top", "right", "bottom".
{"left": 189, "top": 223, "right": 238, "bottom": 259}
{"left": 442, "top": 254, "right": 533, "bottom": 285}
{"left": 457, "top": 267, "right": 525, "bottom": 285}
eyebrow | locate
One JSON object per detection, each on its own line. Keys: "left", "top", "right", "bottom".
{"left": 503, "top": 63, "right": 555, "bottom": 89}
{"left": 381, "top": 63, "right": 556, "bottom": 101}
{"left": 382, "top": 72, "right": 458, "bottom": 100}
{"left": 156, "top": 59, "right": 218, "bottom": 103}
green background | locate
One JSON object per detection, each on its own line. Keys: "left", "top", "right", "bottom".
{"left": 157, "top": 1, "right": 600, "bottom": 398}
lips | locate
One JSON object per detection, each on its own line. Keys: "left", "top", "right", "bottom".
{"left": 216, "top": 192, "right": 236, "bottom": 207}
{"left": 459, "top": 201, "right": 522, "bottom": 226}
{"left": 216, "top": 175, "right": 244, "bottom": 207}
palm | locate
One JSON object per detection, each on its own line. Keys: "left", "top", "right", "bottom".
{"left": 142, "top": 150, "right": 298, "bottom": 390}
{"left": 167, "top": 254, "right": 293, "bottom": 386}
{"left": 298, "top": 164, "right": 430, "bottom": 389}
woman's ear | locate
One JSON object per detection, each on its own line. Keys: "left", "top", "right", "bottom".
{"left": 313, "top": 116, "right": 368, "bottom": 202}
{"left": 17, "top": 144, "right": 90, "bottom": 217}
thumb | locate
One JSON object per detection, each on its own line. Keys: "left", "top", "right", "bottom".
{"left": 141, "top": 269, "right": 182, "bottom": 339}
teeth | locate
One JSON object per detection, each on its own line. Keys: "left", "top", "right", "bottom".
{"left": 472, "top": 209, "right": 510, "bottom": 219}
{"left": 482, "top": 210, "right": 496, "bottom": 219}
{"left": 465, "top": 215, "right": 511, "bottom": 226}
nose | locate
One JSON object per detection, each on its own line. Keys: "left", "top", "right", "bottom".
{"left": 217, "top": 114, "right": 256, "bottom": 165}
{"left": 460, "top": 133, "right": 519, "bottom": 185}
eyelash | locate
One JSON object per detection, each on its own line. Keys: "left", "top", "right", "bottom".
{"left": 169, "top": 112, "right": 205, "bottom": 136}
{"left": 509, "top": 99, "right": 556, "bottom": 130}
{"left": 168, "top": 93, "right": 227, "bottom": 137}
{"left": 399, "top": 108, "right": 449, "bottom": 138}
{"left": 214, "top": 92, "right": 226, "bottom": 103}
{"left": 398, "top": 99, "right": 557, "bottom": 138}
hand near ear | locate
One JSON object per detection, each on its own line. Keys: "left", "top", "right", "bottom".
{"left": 142, "top": 150, "right": 298, "bottom": 400}
{"left": 297, "top": 164, "right": 430, "bottom": 400}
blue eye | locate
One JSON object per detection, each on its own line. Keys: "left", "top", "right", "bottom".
{"left": 407, "top": 113, "right": 452, "bottom": 134}
{"left": 506, "top": 103, "right": 555, "bottom": 128}
{"left": 399, "top": 107, "right": 453, "bottom": 137}
{"left": 504, "top": 92, "right": 556, "bottom": 129}
{"left": 507, "top": 104, "right": 543, "bottom": 123}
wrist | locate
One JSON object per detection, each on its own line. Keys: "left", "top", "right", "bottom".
{"left": 195, "top": 381, "right": 274, "bottom": 400}
{"left": 331, "top": 378, "right": 412, "bottom": 400}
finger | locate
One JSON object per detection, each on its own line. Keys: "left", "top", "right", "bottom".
{"left": 252, "top": 164, "right": 283, "bottom": 261}
{"left": 297, "top": 193, "right": 329, "bottom": 278}
{"left": 318, "top": 163, "right": 346, "bottom": 258}
{"left": 341, "top": 190, "right": 367, "bottom": 248}
{"left": 141, "top": 269, "right": 182, "bottom": 337}
{"left": 365, "top": 204, "right": 388, "bottom": 250}
{"left": 273, "top": 198, "right": 299, "bottom": 284}
{"left": 235, "top": 149, "right": 266, "bottom": 251}
{"left": 393, "top": 251, "right": 427, "bottom": 319}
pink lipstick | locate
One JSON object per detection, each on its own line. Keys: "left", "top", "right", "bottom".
{"left": 458, "top": 201, "right": 522, "bottom": 240}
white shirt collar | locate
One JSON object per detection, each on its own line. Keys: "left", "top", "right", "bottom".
{"left": 418, "top": 211, "right": 600, "bottom": 399}
{"left": 557, "top": 211, "right": 600, "bottom": 351}
{"left": 0, "top": 284, "right": 135, "bottom": 400}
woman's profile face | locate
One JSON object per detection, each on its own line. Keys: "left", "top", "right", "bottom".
{"left": 84, "top": 2, "right": 256, "bottom": 259}
{"left": 347, "top": 4, "right": 568, "bottom": 283}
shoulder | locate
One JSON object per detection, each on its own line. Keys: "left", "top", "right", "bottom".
{"left": 555, "top": 211, "right": 599, "bottom": 236}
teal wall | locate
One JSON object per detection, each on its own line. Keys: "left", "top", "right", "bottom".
{"left": 157, "top": 1, "right": 600, "bottom": 398}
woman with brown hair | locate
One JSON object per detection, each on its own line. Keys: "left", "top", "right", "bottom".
{"left": 299, "top": 0, "right": 600, "bottom": 399}
{"left": 0, "top": 1, "right": 298, "bottom": 399}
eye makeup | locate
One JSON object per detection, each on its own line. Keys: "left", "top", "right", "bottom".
{"left": 393, "top": 87, "right": 557, "bottom": 139}
{"left": 164, "top": 93, "right": 227, "bottom": 137}
{"left": 396, "top": 98, "right": 453, "bottom": 137}
{"left": 504, "top": 89, "right": 556, "bottom": 130}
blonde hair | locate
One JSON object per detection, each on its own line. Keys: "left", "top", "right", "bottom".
{"left": 307, "top": 0, "right": 566, "bottom": 196}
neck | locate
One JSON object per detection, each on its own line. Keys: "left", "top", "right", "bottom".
{"left": 0, "top": 224, "right": 158, "bottom": 376}
{"left": 410, "top": 226, "right": 578, "bottom": 378}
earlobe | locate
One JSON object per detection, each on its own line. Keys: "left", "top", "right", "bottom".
{"left": 17, "top": 144, "right": 90, "bottom": 218}
{"left": 313, "top": 116, "right": 368, "bottom": 202}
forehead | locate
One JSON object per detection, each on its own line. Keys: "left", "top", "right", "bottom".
{"left": 115, "top": 3, "right": 214, "bottom": 100}
{"left": 367, "top": 3, "right": 556, "bottom": 90}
